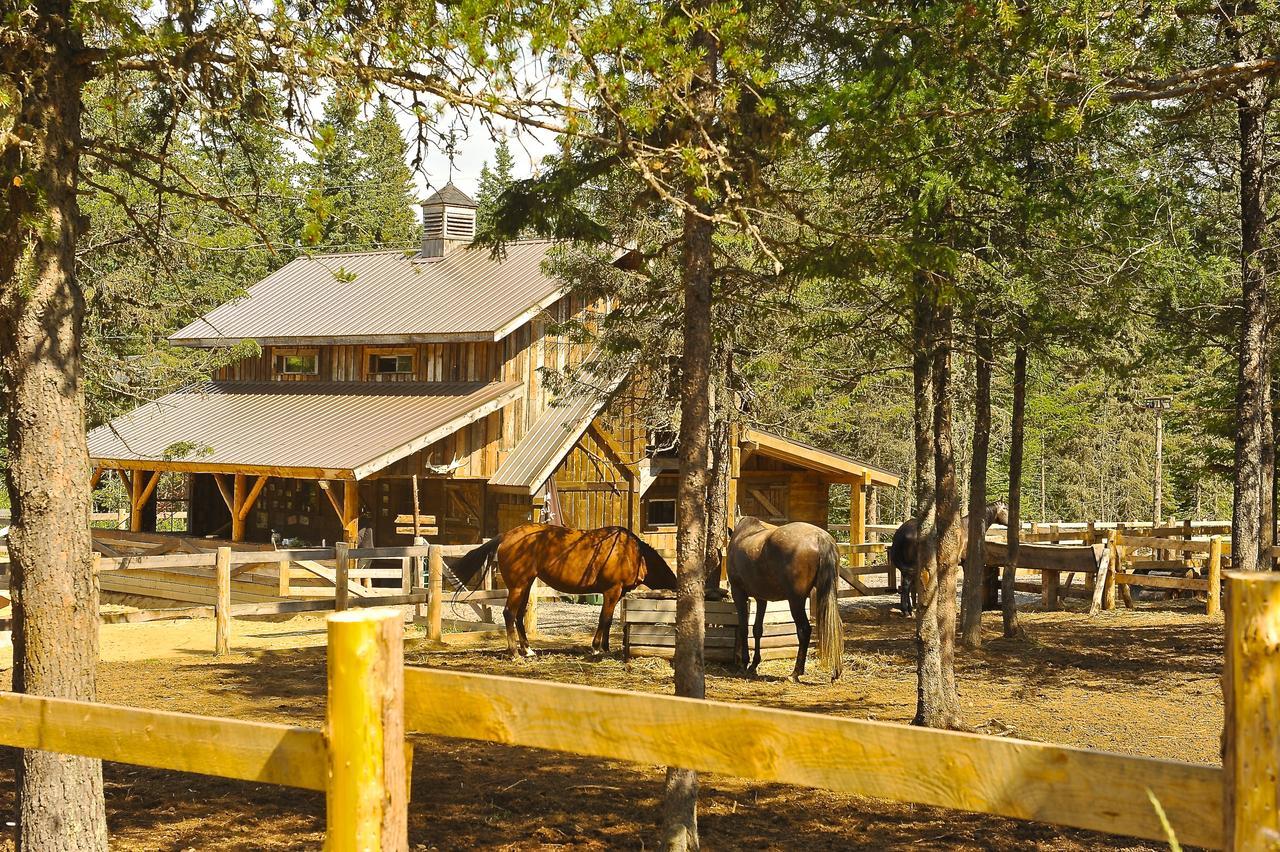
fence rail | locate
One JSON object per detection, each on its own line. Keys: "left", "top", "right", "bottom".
{"left": 0, "top": 573, "right": 1276, "bottom": 848}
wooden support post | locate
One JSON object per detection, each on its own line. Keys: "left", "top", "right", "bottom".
{"left": 1042, "top": 565, "right": 1060, "bottom": 611}
{"left": 427, "top": 545, "right": 443, "bottom": 642}
{"left": 1103, "top": 531, "right": 1120, "bottom": 610}
{"left": 215, "top": 546, "right": 231, "bottom": 655}
{"left": 413, "top": 536, "right": 427, "bottom": 621}
{"left": 325, "top": 608, "right": 408, "bottom": 852}
{"left": 411, "top": 474, "right": 421, "bottom": 539}
{"left": 1119, "top": 532, "right": 1134, "bottom": 609}
{"left": 231, "top": 473, "right": 247, "bottom": 542}
{"left": 278, "top": 558, "right": 291, "bottom": 597}
{"left": 343, "top": 479, "right": 360, "bottom": 545}
{"left": 130, "top": 470, "right": 145, "bottom": 532}
{"left": 526, "top": 578, "right": 539, "bottom": 640}
{"left": 850, "top": 476, "right": 867, "bottom": 569}
{"left": 1207, "top": 535, "right": 1223, "bottom": 617}
{"left": 90, "top": 465, "right": 105, "bottom": 489}
{"left": 1223, "top": 571, "right": 1280, "bottom": 850}
{"left": 335, "top": 542, "right": 350, "bottom": 612}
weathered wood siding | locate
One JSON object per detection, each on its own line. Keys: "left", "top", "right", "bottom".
{"left": 551, "top": 425, "right": 634, "bottom": 530}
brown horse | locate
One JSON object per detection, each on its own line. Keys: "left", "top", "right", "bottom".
{"left": 449, "top": 522, "right": 677, "bottom": 659}
{"left": 727, "top": 517, "right": 843, "bottom": 682}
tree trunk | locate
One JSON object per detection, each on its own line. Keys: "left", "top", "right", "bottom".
{"left": 961, "top": 322, "right": 992, "bottom": 649}
{"left": 661, "top": 25, "right": 717, "bottom": 849}
{"left": 0, "top": 13, "right": 108, "bottom": 849}
{"left": 703, "top": 340, "right": 732, "bottom": 591}
{"left": 929, "top": 300, "right": 963, "bottom": 727}
{"left": 910, "top": 276, "right": 945, "bottom": 727}
{"left": 1230, "top": 45, "right": 1272, "bottom": 573}
{"left": 1002, "top": 345, "right": 1027, "bottom": 638}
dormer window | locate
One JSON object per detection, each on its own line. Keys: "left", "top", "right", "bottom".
{"left": 273, "top": 348, "right": 319, "bottom": 378}
{"left": 364, "top": 347, "right": 416, "bottom": 379}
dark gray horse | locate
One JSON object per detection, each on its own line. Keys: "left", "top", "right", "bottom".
{"left": 728, "top": 517, "right": 843, "bottom": 682}
{"left": 887, "top": 501, "right": 1009, "bottom": 616}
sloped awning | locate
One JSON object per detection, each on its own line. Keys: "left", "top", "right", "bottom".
{"left": 489, "top": 362, "right": 627, "bottom": 495}
{"left": 88, "top": 380, "right": 522, "bottom": 480}
{"left": 741, "top": 429, "right": 901, "bottom": 487}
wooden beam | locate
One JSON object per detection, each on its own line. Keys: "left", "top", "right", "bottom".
{"left": 116, "top": 468, "right": 133, "bottom": 495}
{"left": 586, "top": 422, "right": 634, "bottom": 480}
{"left": 212, "top": 473, "right": 234, "bottom": 514}
{"left": 90, "top": 465, "right": 105, "bottom": 489}
{"left": 231, "top": 473, "right": 247, "bottom": 542}
{"left": 93, "top": 458, "right": 354, "bottom": 479}
{"left": 236, "top": 475, "right": 270, "bottom": 522}
{"left": 402, "top": 667, "right": 1223, "bottom": 849}
{"left": 320, "top": 480, "right": 345, "bottom": 524}
{"left": 342, "top": 479, "right": 360, "bottom": 544}
{"left": 135, "top": 470, "right": 162, "bottom": 511}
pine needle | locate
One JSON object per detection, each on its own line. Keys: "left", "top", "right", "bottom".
{"left": 1146, "top": 788, "right": 1182, "bottom": 852}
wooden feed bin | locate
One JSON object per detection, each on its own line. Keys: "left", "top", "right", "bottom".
{"left": 622, "top": 595, "right": 806, "bottom": 663}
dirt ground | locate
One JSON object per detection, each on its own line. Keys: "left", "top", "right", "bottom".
{"left": 0, "top": 596, "right": 1222, "bottom": 850}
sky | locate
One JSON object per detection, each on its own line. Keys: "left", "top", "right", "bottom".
{"left": 400, "top": 112, "right": 556, "bottom": 201}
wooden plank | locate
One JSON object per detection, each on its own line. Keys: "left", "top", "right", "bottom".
{"left": 394, "top": 515, "right": 437, "bottom": 525}
{"left": 984, "top": 541, "right": 1102, "bottom": 573}
{"left": 99, "top": 606, "right": 216, "bottom": 625}
{"left": 1120, "top": 535, "right": 1218, "bottom": 555}
{"left": 231, "top": 593, "right": 427, "bottom": 618}
{"left": 402, "top": 667, "right": 1223, "bottom": 849}
{"left": 1113, "top": 573, "right": 1209, "bottom": 591}
{"left": 0, "top": 691, "right": 325, "bottom": 791}
{"left": 100, "top": 552, "right": 220, "bottom": 571}
{"left": 394, "top": 527, "right": 439, "bottom": 537}
{"left": 346, "top": 546, "right": 432, "bottom": 560}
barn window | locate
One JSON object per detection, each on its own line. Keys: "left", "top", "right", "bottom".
{"left": 273, "top": 348, "right": 318, "bottom": 376}
{"left": 646, "top": 498, "right": 676, "bottom": 526}
{"left": 366, "top": 352, "right": 415, "bottom": 376}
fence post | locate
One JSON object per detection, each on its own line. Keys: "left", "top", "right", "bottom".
{"left": 526, "top": 578, "right": 539, "bottom": 640}
{"left": 1103, "top": 530, "right": 1120, "bottom": 610}
{"left": 1207, "top": 536, "right": 1223, "bottom": 618}
{"left": 278, "top": 558, "right": 291, "bottom": 597}
{"left": 325, "top": 608, "right": 408, "bottom": 852}
{"left": 427, "top": 544, "right": 443, "bottom": 642}
{"left": 335, "top": 542, "right": 350, "bottom": 613}
{"left": 215, "top": 546, "right": 231, "bottom": 655}
{"left": 412, "top": 536, "right": 427, "bottom": 621}
{"left": 1223, "top": 571, "right": 1280, "bottom": 850}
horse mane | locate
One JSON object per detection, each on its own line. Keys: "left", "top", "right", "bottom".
{"left": 632, "top": 534, "right": 677, "bottom": 590}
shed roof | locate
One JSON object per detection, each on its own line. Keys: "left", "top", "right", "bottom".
{"left": 489, "top": 360, "right": 627, "bottom": 494}
{"left": 88, "top": 380, "right": 522, "bottom": 480}
{"left": 742, "top": 429, "right": 902, "bottom": 487}
{"left": 169, "top": 241, "right": 563, "bottom": 347}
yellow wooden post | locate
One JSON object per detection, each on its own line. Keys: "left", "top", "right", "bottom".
{"left": 278, "top": 558, "right": 291, "bottom": 597}
{"left": 1207, "top": 535, "right": 1224, "bottom": 617}
{"left": 215, "top": 546, "right": 231, "bottom": 655}
{"left": 850, "top": 475, "right": 867, "bottom": 569}
{"left": 526, "top": 578, "right": 539, "bottom": 640}
{"left": 335, "top": 542, "right": 350, "bottom": 613}
{"left": 325, "top": 608, "right": 408, "bottom": 852}
{"left": 412, "top": 536, "right": 427, "bottom": 621}
{"left": 1103, "top": 530, "right": 1120, "bottom": 610}
{"left": 1223, "top": 571, "right": 1280, "bottom": 850}
{"left": 231, "top": 473, "right": 247, "bottom": 541}
{"left": 427, "top": 544, "right": 443, "bottom": 642}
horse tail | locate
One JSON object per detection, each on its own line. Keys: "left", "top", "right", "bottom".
{"left": 634, "top": 535, "right": 677, "bottom": 590}
{"left": 449, "top": 535, "right": 502, "bottom": 587}
{"left": 815, "top": 537, "right": 844, "bottom": 680}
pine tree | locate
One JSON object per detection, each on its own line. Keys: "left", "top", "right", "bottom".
{"left": 476, "top": 134, "right": 517, "bottom": 234}
{"left": 353, "top": 101, "right": 419, "bottom": 247}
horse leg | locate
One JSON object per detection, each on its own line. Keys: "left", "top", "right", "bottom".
{"left": 598, "top": 586, "right": 623, "bottom": 655}
{"left": 502, "top": 596, "right": 521, "bottom": 660}
{"left": 788, "top": 596, "right": 812, "bottom": 683}
{"left": 590, "top": 587, "right": 623, "bottom": 658}
{"left": 507, "top": 582, "right": 535, "bottom": 658}
{"left": 899, "top": 569, "right": 913, "bottom": 617}
{"left": 731, "top": 579, "right": 750, "bottom": 671}
{"left": 749, "top": 597, "right": 766, "bottom": 674}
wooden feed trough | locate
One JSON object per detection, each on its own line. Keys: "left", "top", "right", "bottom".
{"left": 622, "top": 595, "right": 805, "bottom": 663}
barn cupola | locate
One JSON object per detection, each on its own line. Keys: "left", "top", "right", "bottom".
{"left": 419, "top": 182, "right": 478, "bottom": 261}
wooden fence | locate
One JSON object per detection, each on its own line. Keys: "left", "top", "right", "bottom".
{"left": 2, "top": 573, "right": 1275, "bottom": 849}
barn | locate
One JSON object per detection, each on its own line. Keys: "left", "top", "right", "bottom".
{"left": 87, "top": 184, "right": 900, "bottom": 557}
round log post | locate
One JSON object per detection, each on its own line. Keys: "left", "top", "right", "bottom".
{"left": 1208, "top": 536, "right": 1223, "bottom": 617}
{"left": 1103, "top": 530, "right": 1120, "bottom": 610}
{"left": 215, "top": 546, "right": 232, "bottom": 656}
{"left": 526, "top": 578, "right": 539, "bottom": 640}
{"left": 1223, "top": 571, "right": 1280, "bottom": 850}
{"left": 412, "top": 536, "right": 427, "bottom": 621}
{"left": 334, "top": 542, "right": 350, "bottom": 613}
{"left": 427, "top": 545, "right": 443, "bottom": 642}
{"left": 325, "top": 608, "right": 408, "bottom": 851}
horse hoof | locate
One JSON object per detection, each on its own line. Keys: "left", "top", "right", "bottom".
{"left": 523, "top": 647, "right": 537, "bottom": 658}
{"left": 788, "top": 673, "right": 803, "bottom": 684}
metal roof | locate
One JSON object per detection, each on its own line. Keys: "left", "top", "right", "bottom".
{"left": 490, "top": 360, "right": 627, "bottom": 494}
{"left": 169, "top": 240, "right": 564, "bottom": 346}
{"left": 743, "top": 429, "right": 902, "bottom": 487}
{"left": 88, "top": 380, "right": 522, "bottom": 480}
{"left": 423, "top": 182, "right": 477, "bottom": 208}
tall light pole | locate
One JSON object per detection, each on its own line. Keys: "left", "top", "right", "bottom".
{"left": 1141, "top": 396, "right": 1172, "bottom": 525}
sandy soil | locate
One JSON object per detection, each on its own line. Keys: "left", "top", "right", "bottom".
{"left": 0, "top": 595, "right": 1222, "bottom": 850}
